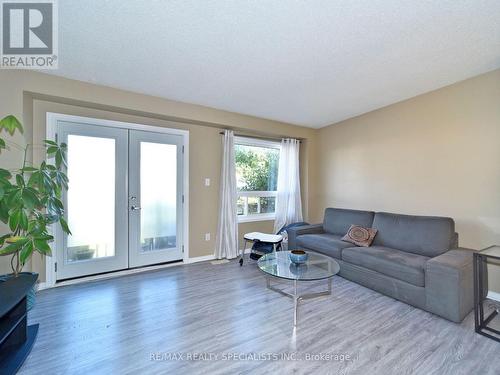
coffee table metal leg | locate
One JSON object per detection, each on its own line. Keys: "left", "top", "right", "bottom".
{"left": 293, "top": 279, "right": 299, "bottom": 327}
{"left": 265, "top": 276, "right": 333, "bottom": 328}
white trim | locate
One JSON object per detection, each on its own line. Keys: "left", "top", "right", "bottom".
{"left": 38, "top": 252, "right": 242, "bottom": 289}
{"left": 45, "top": 118, "right": 57, "bottom": 289}
{"left": 36, "top": 282, "right": 48, "bottom": 291}
{"left": 42, "top": 262, "right": 184, "bottom": 289}
{"left": 487, "top": 291, "right": 500, "bottom": 302}
{"left": 46, "top": 113, "right": 190, "bottom": 137}
{"left": 237, "top": 191, "right": 277, "bottom": 222}
{"left": 234, "top": 136, "right": 281, "bottom": 149}
{"left": 234, "top": 137, "right": 279, "bottom": 222}
{"left": 238, "top": 191, "right": 277, "bottom": 198}
{"left": 45, "top": 112, "right": 190, "bottom": 288}
{"left": 183, "top": 254, "right": 216, "bottom": 264}
{"left": 238, "top": 214, "right": 276, "bottom": 223}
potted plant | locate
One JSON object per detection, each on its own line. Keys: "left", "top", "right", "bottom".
{"left": 0, "top": 114, "right": 70, "bottom": 309}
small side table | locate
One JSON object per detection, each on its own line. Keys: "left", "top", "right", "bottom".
{"left": 239, "top": 232, "right": 283, "bottom": 266}
{"left": 474, "top": 245, "right": 500, "bottom": 342}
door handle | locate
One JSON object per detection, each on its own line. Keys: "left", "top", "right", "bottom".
{"left": 130, "top": 205, "right": 141, "bottom": 211}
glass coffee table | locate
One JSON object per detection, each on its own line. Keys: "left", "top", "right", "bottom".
{"left": 257, "top": 251, "right": 340, "bottom": 327}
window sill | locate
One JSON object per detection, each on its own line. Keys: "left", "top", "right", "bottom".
{"left": 238, "top": 214, "right": 275, "bottom": 224}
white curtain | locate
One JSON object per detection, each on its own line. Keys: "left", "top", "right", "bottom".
{"left": 274, "top": 138, "right": 303, "bottom": 233}
{"left": 215, "top": 130, "right": 239, "bottom": 259}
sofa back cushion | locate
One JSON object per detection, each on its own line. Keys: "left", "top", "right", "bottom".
{"left": 372, "top": 212, "right": 455, "bottom": 257}
{"left": 323, "top": 208, "right": 375, "bottom": 236}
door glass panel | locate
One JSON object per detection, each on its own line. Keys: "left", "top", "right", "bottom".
{"left": 140, "top": 142, "right": 177, "bottom": 252}
{"left": 66, "top": 135, "right": 116, "bottom": 262}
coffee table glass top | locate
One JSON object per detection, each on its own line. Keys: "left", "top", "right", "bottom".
{"left": 478, "top": 246, "right": 500, "bottom": 258}
{"left": 257, "top": 251, "right": 340, "bottom": 281}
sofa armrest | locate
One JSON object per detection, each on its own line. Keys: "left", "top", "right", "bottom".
{"left": 425, "top": 248, "right": 474, "bottom": 322}
{"left": 287, "top": 224, "right": 324, "bottom": 250}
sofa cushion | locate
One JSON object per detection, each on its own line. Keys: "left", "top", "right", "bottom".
{"left": 296, "top": 233, "right": 352, "bottom": 259}
{"left": 323, "top": 208, "right": 375, "bottom": 236}
{"left": 372, "top": 212, "right": 455, "bottom": 257}
{"left": 342, "top": 246, "right": 429, "bottom": 287}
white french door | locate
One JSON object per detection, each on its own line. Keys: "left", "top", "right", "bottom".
{"left": 128, "top": 130, "right": 184, "bottom": 268}
{"left": 55, "top": 120, "right": 184, "bottom": 280}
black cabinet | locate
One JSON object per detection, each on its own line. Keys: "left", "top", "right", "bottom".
{"left": 0, "top": 273, "right": 38, "bottom": 374}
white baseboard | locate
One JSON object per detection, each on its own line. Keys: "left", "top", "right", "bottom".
{"left": 184, "top": 254, "right": 216, "bottom": 264}
{"left": 185, "top": 249, "right": 251, "bottom": 264}
{"left": 36, "top": 252, "right": 239, "bottom": 290}
{"left": 36, "top": 282, "right": 48, "bottom": 291}
{"left": 44, "top": 262, "right": 183, "bottom": 289}
{"left": 487, "top": 290, "right": 500, "bottom": 302}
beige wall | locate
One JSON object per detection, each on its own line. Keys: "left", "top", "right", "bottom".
{"left": 0, "top": 70, "right": 318, "bottom": 279}
{"left": 2, "top": 68, "right": 499, "bottom": 289}
{"left": 316, "top": 68, "right": 500, "bottom": 290}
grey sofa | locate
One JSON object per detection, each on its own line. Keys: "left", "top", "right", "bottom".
{"left": 288, "top": 208, "right": 474, "bottom": 322}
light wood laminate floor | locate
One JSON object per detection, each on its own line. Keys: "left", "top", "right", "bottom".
{"left": 19, "top": 259, "right": 500, "bottom": 375}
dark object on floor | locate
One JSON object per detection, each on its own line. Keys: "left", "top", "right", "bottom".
{"left": 0, "top": 273, "right": 39, "bottom": 375}
{"left": 249, "top": 252, "right": 261, "bottom": 260}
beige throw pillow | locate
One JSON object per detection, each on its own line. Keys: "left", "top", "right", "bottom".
{"left": 342, "top": 225, "right": 377, "bottom": 247}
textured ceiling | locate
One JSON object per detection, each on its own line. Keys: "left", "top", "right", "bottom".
{"left": 47, "top": 1, "right": 500, "bottom": 128}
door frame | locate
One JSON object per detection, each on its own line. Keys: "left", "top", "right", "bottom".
{"left": 45, "top": 112, "right": 190, "bottom": 288}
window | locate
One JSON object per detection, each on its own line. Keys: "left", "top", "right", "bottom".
{"left": 235, "top": 137, "right": 280, "bottom": 222}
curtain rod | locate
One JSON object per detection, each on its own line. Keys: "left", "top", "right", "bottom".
{"left": 218, "top": 131, "right": 303, "bottom": 143}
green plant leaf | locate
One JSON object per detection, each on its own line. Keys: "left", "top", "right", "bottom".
{"left": 18, "top": 209, "right": 28, "bottom": 230}
{"left": 0, "top": 178, "right": 12, "bottom": 191}
{"left": 6, "top": 189, "right": 22, "bottom": 209}
{"left": 0, "top": 201, "right": 9, "bottom": 223}
{"left": 33, "top": 238, "right": 51, "bottom": 254}
{"left": 22, "top": 188, "right": 40, "bottom": 209}
{"left": 20, "top": 166, "right": 37, "bottom": 172}
{"left": 35, "top": 234, "right": 54, "bottom": 241}
{"left": 44, "top": 139, "right": 57, "bottom": 146}
{"left": 0, "top": 138, "right": 5, "bottom": 150}
{"left": 0, "top": 234, "right": 11, "bottom": 247}
{"left": 52, "top": 197, "right": 64, "bottom": 210}
{"left": 0, "top": 243, "right": 21, "bottom": 256}
{"left": 0, "top": 168, "right": 12, "bottom": 179}
{"left": 46, "top": 146, "right": 58, "bottom": 155}
{"left": 0, "top": 237, "right": 28, "bottom": 256}
{"left": 15, "top": 174, "right": 24, "bottom": 187}
{"left": 0, "top": 115, "right": 23, "bottom": 135}
{"left": 19, "top": 241, "right": 34, "bottom": 264}
{"left": 55, "top": 150, "right": 63, "bottom": 168}
{"left": 8, "top": 209, "right": 20, "bottom": 231}
{"left": 27, "top": 170, "right": 41, "bottom": 189}
{"left": 59, "top": 217, "right": 71, "bottom": 234}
